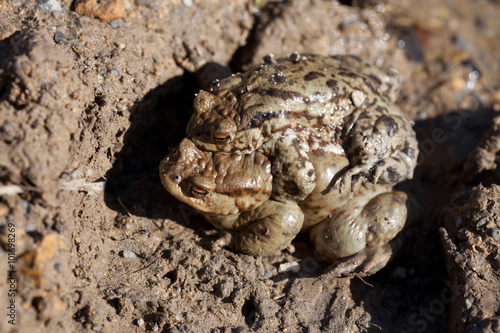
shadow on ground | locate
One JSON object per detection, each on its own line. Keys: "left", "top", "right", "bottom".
{"left": 103, "top": 73, "right": 196, "bottom": 221}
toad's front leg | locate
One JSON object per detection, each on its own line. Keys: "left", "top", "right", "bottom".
{"left": 202, "top": 200, "right": 304, "bottom": 257}
{"left": 262, "top": 129, "right": 316, "bottom": 203}
{"left": 338, "top": 108, "right": 418, "bottom": 191}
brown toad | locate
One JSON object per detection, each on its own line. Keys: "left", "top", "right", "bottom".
{"left": 180, "top": 53, "right": 418, "bottom": 203}
{"left": 160, "top": 139, "right": 409, "bottom": 277}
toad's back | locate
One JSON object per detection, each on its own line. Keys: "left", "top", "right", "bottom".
{"left": 211, "top": 54, "right": 400, "bottom": 132}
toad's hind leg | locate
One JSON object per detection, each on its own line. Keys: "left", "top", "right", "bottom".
{"left": 204, "top": 200, "right": 304, "bottom": 257}
{"left": 310, "top": 191, "right": 408, "bottom": 278}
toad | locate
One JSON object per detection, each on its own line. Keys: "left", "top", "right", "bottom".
{"left": 179, "top": 53, "right": 418, "bottom": 203}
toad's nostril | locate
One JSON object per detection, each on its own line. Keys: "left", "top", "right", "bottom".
{"left": 171, "top": 174, "right": 181, "bottom": 182}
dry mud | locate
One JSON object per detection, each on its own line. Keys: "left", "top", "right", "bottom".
{"left": 0, "top": 0, "right": 500, "bottom": 332}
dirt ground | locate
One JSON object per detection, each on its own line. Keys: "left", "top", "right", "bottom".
{"left": 0, "top": 0, "right": 499, "bottom": 332}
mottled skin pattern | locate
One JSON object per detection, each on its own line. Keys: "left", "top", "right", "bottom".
{"left": 160, "top": 139, "right": 408, "bottom": 277}
{"left": 186, "top": 54, "right": 418, "bottom": 202}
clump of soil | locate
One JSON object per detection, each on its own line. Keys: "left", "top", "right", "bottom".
{"left": 0, "top": 0, "right": 499, "bottom": 332}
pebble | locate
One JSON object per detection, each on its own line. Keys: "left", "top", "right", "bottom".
{"left": 278, "top": 261, "right": 300, "bottom": 273}
{"left": 109, "top": 68, "right": 122, "bottom": 77}
{"left": 351, "top": 90, "right": 365, "bottom": 107}
{"left": 476, "top": 218, "right": 487, "bottom": 229}
{"left": 122, "top": 250, "right": 136, "bottom": 258}
{"left": 109, "top": 18, "right": 126, "bottom": 29}
{"left": 263, "top": 268, "right": 276, "bottom": 279}
{"left": 136, "top": 318, "right": 145, "bottom": 327}
{"left": 54, "top": 31, "right": 68, "bottom": 43}
{"left": 182, "top": 0, "right": 193, "bottom": 7}
{"left": 74, "top": 0, "right": 125, "bottom": 22}
{"left": 492, "top": 227, "right": 500, "bottom": 241}
{"left": 37, "top": 0, "right": 62, "bottom": 12}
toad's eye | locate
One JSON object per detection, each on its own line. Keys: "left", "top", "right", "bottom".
{"left": 213, "top": 134, "right": 230, "bottom": 142}
{"left": 190, "top": 186, "right": 209, "bottom": 197}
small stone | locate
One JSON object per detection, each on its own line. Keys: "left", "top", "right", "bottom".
{"left": 109, "top": 18, "right": 126, "bottom": 29}
{"left": 476, "top": 218, "right": 487, "bottom": 229}
{"left": 115, "top": 42, "right": 126, "bottom": 49}
{"left": 491, "top": 227, "right": 500, "bottom": 241}
{"left": 74, "top": 0, "right": 125, "bottom": 22}
{"left": 263, "top": 268, "right": 276, "bottom": 279}
{"left": 136, "top": 318, "right": 145, "bottom": 327}
{"left": 279, "top": 261, "right": 300, "bottom": 273}
{"left": 182, "top": 0, "right": 193, "bottom": 7}
{"left": 465, "top": 298, "right": 472, "bottom": 309}
{"left": 351, "top": 90, "right": 365, "bottom": 107}
{"left": 37, "top": 0, "right": 62, "bottom": 12}
{"left": 109, "top": 68, "right": 122, "bottom": 77}
{"left": 54, "top": 31, "right": 68, "bottom": 43}
{"left": 122, "top": 250, "right": 136, "bottom": 258}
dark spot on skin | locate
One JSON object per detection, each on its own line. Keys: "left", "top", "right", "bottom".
{"left": 304, "top": 71, "right": 325, "bottom": 81}
{"left": 386, "top": 166, "right": 399, "bottom": 182}
{"left": 382, "top": 116, "right": 398, "bottom": 136}
{"left": 402, "top": 147, "right": 415, "bottom": 159}
{"left": 326, "top": 79, "right": 337, "bottom": 88}
{"left": 248, "top": 110, "right": 290, "bottom": 128}
{"left": 337, "top": 70, "right": 360, "bottom": 80}
{"left": 369, "top": 74, "right": 382, "bottom": 86}
{"left": 307, "top": 169, "right": 314, "bottom": 177}
{"left": 253, "top": 88, "right": 302, "bottom": 101}
{"left": 268, "top": 74, "right": 287, "bottom": 84}
{"left": 282, "top": 181, "right": 301, "bottom": 196}
{"left": 362, "top": 77, "right": 377, "bottom": 95}
{"left": 357, "top": 112, "right": 371, "bottom": 120}
{"left": 275, "top": 65, "right": 286, "bottom": 71}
